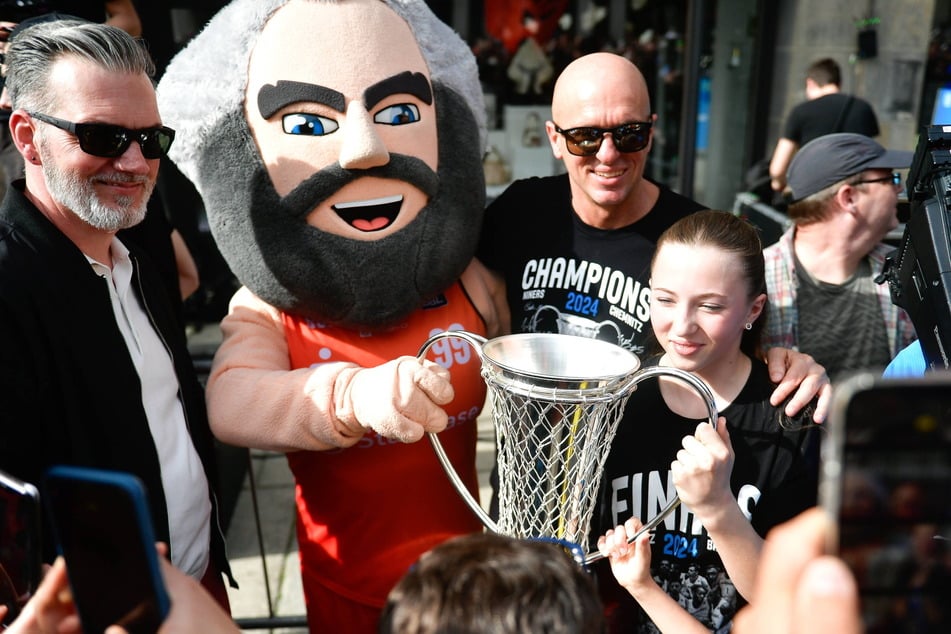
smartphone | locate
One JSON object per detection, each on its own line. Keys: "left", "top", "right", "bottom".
{"left": 43, "top": 466, "right": 171, "bottom": 634}
{"left": 0, "top": 470, "right": 41, "bottom": 626}
{"left": 820, "top": 372, "right": 951, "bottom": 631}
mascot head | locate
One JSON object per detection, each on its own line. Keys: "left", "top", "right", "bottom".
{"left": 157, "top": 0, "right": 486, "bottom": 328}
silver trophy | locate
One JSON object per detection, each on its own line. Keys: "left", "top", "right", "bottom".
{"left": 418, "top": 331, "right": 718, "bottom": 564}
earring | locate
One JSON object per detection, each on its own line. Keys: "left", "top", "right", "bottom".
{"left": 744, "top": 322, "right": 752, "bottom": 331}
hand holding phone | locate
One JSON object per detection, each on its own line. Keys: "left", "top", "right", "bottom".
{"left": 820, "top": 372, "right": 951, "bottom": 631}
{"left": 43, "top": 466, "right": 171, "bottom": 634}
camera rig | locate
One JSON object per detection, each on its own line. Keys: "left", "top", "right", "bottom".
{"left": 880, "top": 125, "right": 951, "bottom": 369}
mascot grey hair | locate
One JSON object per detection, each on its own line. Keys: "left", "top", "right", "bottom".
{"left": 157, "top": 0, "right": 486, "bottom": 328}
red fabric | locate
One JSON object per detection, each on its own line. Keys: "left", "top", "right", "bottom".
{"left": 299, "top": 570, "right": 381, "bottom": 633}
{"left": 484, "top": 0, "right": 569, "bottom": 54}
{"left": 282, "top": 282, "right": 487, "bottom": 630}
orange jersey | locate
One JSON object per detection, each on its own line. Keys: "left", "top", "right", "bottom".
{"left": 282, "top": 281, "right": 486, "bottom": 617}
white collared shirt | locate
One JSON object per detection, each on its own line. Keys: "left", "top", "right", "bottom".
{"left": 87, "top": 238, "right": 211, "bottom": 579}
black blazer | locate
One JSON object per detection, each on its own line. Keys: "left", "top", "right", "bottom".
{"left": 0, "top": 180, "right": 232, "bottom": 583}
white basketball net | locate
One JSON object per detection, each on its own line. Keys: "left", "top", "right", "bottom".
{"left": 488, "top": 377, "right": 631, "bottom": 547}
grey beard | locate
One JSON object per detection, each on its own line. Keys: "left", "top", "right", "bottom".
{"left": 42, "top": 154, "right": 152, "bottom": 232}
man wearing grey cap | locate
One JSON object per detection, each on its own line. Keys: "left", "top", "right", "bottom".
{"left": 763, "top": 132, "right": 917, "bottom": 380}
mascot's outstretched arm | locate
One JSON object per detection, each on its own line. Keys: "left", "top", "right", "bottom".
{"left": 158, "top": 1, "right": 498, "bottom": 627}
{"left": 208, "top": 287, "right": 458, "bottom": 452}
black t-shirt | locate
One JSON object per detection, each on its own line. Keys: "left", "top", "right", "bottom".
{"left": 782, "top": 93, "right": 880, "bottom": 146}
{"left": 592, "top": 357, "right": 818, "bottom": 633}
{"left": 477, "top": 174, "right": 706, "bottom": 357}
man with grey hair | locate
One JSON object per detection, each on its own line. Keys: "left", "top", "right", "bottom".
{"left": 764, "top": 132, "right": 917, "bottom": 380}
{"left": 0, "top": 19, "right": 233, "bottom": 610}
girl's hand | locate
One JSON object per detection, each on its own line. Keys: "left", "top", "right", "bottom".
{"left": 671, "top": 418, "right": 736, "bottom": 526}
{"left": 597, "top": 517, "right": 656, "bottom": 597}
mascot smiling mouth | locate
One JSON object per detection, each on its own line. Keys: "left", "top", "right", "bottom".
{"left": 332, "top": 194, "right": 402, "bottom": 232}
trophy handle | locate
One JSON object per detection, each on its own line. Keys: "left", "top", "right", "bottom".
{"left": 584, "top": 366, "right": 718, "bottom": 564}
{"left": 417, "top": 330, "right": 501, "bottom": 533}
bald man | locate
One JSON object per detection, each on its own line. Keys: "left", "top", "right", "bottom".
{"left": 478, "top": 52, "right": 708, "bottom": 355}
{"left": 478, "top": 51, "right": 829, "bottom": 378}
{"left": 476, "top": 52, "right": 832, "bottom": 632}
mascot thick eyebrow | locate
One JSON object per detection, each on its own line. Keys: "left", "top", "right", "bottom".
{"left": 157, "top": 0, "right": 506, "bottom": 630}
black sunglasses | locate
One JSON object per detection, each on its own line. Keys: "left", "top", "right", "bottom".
{"left": 28, "top": 111, "right": 175, "bottom": 159}
{"left": 553, "top": 120, "right": 653, "bottom": 156}
{"left": 852, "top": 171, "right": 902, "bottom": 187}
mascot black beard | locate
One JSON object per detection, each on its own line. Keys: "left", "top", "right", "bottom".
{"left": 157, "top": 0, "right": 505, "bottom": 629}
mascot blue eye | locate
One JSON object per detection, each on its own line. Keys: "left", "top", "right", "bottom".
{"left": 373, "top": 103, "right": 420, "bottom": 126}
{"left": 283, "top": 113, "right": 339, "bottom": 136}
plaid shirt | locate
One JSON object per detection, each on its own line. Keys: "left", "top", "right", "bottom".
{"left": 763, "top": 227, "right": 917, "bottom": 358}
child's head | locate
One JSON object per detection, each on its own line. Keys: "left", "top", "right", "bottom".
{"left": 650, "top": 210, "right": 767, "bottom": 365}
{"left": 380, "top": 532, "right": 604, "bottom": 634}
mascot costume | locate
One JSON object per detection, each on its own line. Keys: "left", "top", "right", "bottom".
{"left": 157, "top": 0, "right": 505, "bottom": 630}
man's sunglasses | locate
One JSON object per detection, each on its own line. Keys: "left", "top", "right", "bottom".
{"left": 28, "top": 111, "right": 175, "bottom": 159}
{"left": 553, "top": 120, "right": 652, "bottom": 156}
{"left": 852, "top": 171, "right": 902, "bottom": 187}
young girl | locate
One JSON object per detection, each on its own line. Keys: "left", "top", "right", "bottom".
{"left": 594, "top": 210, "right": 818, "bottom": 634}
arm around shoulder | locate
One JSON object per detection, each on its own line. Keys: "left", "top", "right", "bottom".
{"left": 461, "top": 258, "right": 510, "bottom": 338}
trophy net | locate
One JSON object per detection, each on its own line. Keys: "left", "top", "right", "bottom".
{"left": 421, "top": 331, "right": 718, "bottom": 564}
{"left": 488, "top": 377, "right": 631, "bottom": 546}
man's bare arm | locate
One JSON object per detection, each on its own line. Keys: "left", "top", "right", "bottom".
{"left": 769, "top": 138, "right": 798, "bottom": 192}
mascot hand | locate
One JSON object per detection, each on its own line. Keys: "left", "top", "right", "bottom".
{"left": 338, "top": 357, "right": 454, "bottom": 443}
